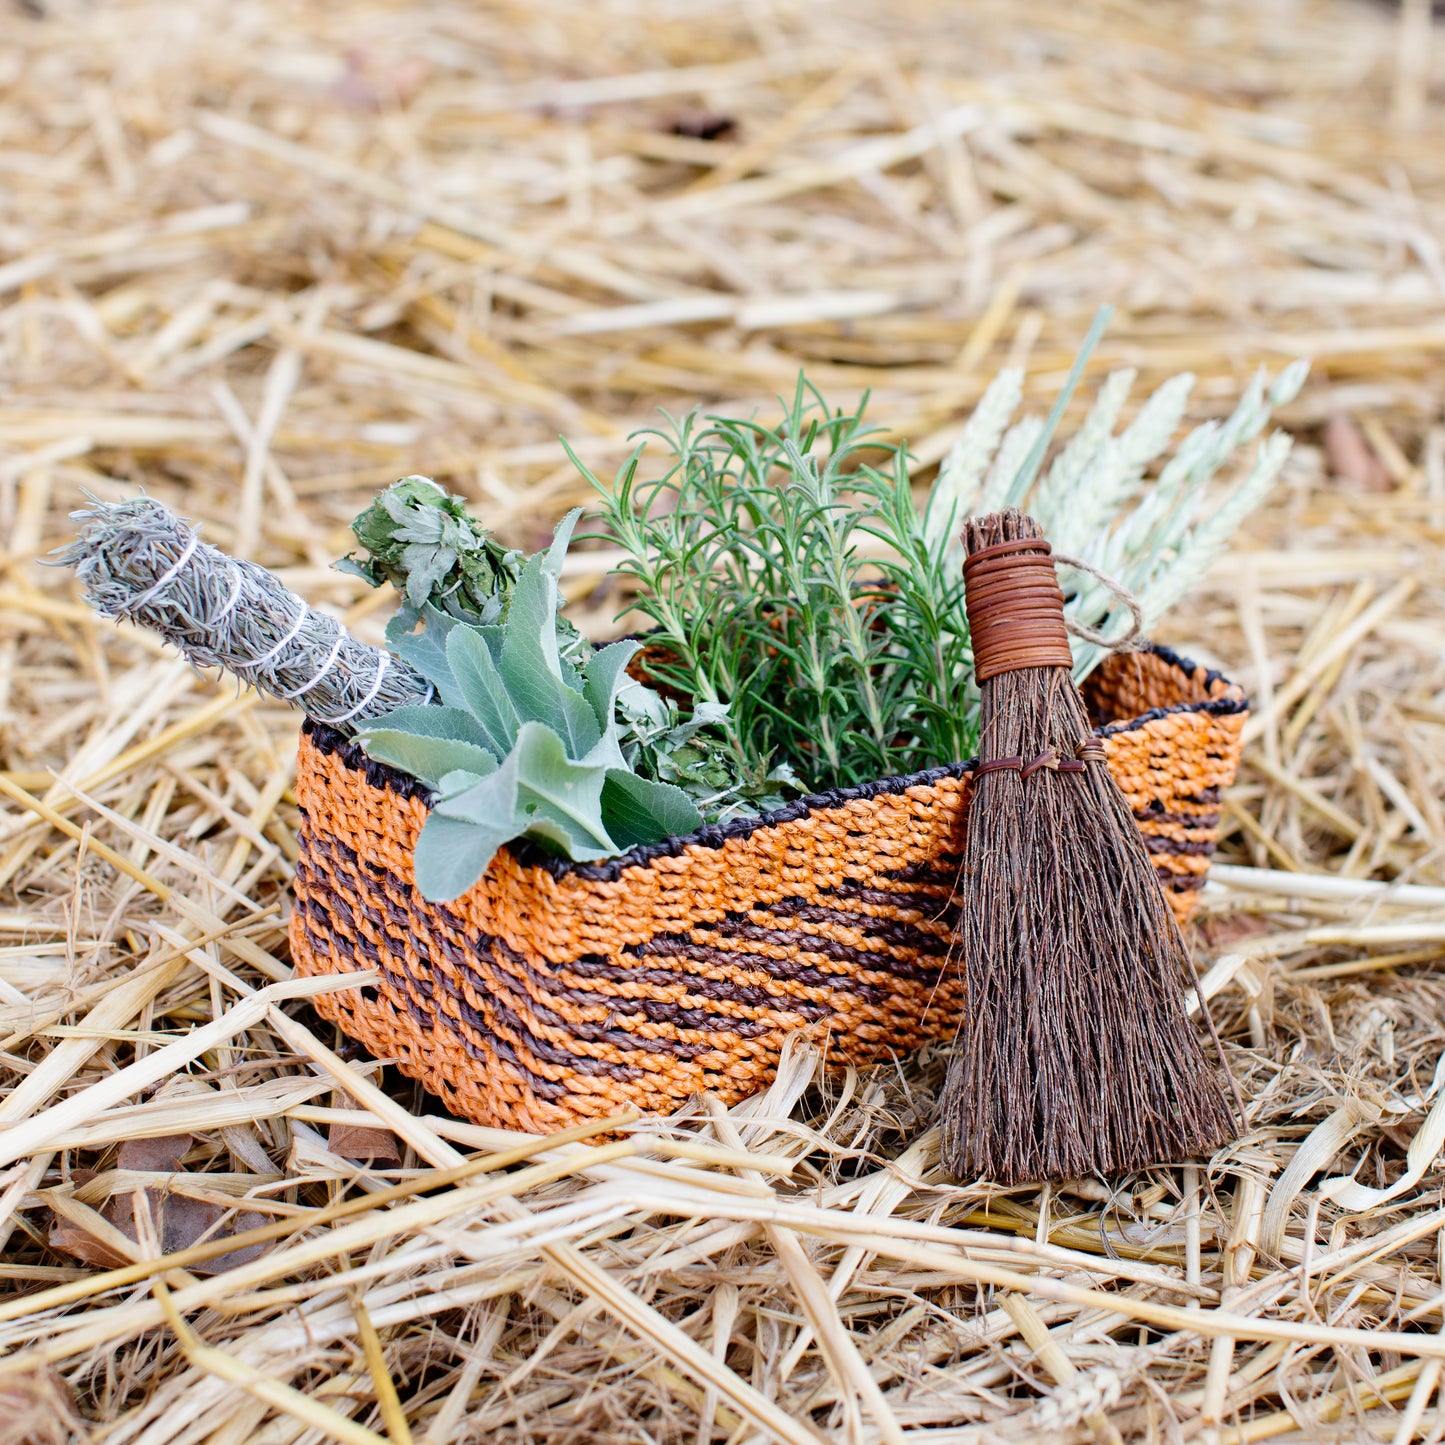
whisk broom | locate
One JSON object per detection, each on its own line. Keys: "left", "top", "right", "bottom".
{"left": 939, "top": 509, "right": 1237, "bottom": 1183}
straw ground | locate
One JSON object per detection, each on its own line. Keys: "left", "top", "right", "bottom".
{"left": 1, "top": 0, "right": 1444, "bottom": 1439}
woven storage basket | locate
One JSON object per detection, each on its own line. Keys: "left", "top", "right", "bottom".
{"left": 289, "top": 644, "right": 1247, "bottom": 1133}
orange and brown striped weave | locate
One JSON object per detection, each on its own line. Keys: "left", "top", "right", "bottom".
{"left": 289, "top": 644, "right": 1247, "bottom": 1133}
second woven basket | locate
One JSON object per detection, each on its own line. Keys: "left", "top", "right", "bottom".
{"left": 289, "top": 644, "right": 1246, "bottom": 1133}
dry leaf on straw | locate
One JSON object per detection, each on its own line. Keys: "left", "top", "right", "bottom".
{"left": 47, "top": 1135, "right": 271, "bottom": 1275}
{"left": 327, "top": 1121, "right": 402, "bottom": 1165}
{"left": 1325, "top": 413, "right": 1392, "bottom": 492}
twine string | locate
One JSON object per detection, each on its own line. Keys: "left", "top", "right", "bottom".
{"left": 123, "top": 533, "right": 200, "bottom": 616}
{"left": 211, "top": 568, "right": 245, "bottom": 627}
{"left": 1053, "top": 552, "right": 1144, "bottom": 651}
{"left": 277, "top": 630, "right": 346, "bottom": 701}
{"left": 248, "top": 595, "right": 309, "bottom": 671}
{"left": 322, "top": 651, "right": 401, "bottom": 725}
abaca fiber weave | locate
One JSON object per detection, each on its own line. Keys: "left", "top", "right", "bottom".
{"left": 288, "top": 645, "right": 1246, "bottom": 1133}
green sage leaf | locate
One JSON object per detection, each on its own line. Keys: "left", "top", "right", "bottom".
{"left": 583, "top": 639, "right": 642, "bottom": 731}
{"left": 384, "top": 604, "right": 464, "bottom": 708}
{"left": 413, "top": 811, "right": 512, "bottom": 901}
{"left": 601, "top": 770, "right": 703, "bottom": 850}
{"left": 363, "top": 705, "right": 491, "bottom": 749}
{"left": 446, "top": 624, "right": 522, "bottom": 754}
{"left": 351, "top": 727, "right": 496, "bottom": 790}
{"left": 495, "top": 560, "right": 600, "bottom": 757}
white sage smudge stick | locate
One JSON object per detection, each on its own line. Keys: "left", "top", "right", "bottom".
{"left": 56, "top": 495, "right": 434, "bottom": 730}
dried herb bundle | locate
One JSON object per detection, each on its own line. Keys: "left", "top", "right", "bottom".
{"left": 56, "top": 496, "right": 433, "bottom": 729}
{"left": 339, "top": 475, "right": 582, "bottom": 663}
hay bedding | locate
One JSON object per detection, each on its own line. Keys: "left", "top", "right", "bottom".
{"left": 0, "top": 0, "right": 1443, "bottom": 1438}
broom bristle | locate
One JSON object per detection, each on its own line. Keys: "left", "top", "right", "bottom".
{"left": 940, "top": 510, "right": 1235, "bottom": 1184}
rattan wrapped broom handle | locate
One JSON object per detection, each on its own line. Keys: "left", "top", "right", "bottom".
{"left": 962, "top": 534, "right": 1074, "bottom": 681}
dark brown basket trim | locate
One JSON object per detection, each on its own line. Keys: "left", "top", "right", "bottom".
{"left": 760, "top": 896, "right": 960, "bottom": 950}
{"left": 1094, "top": 693, "right": 1248, "bottom": 739}
{"left": 302, "top": 726, "right": 435, "bottom": 803}
{"left": 1148, "top": 643, "right": 1249, "bottom": 701}
{"left": 1157, "top": 867, "right": 1206, "bottom": 892}
{"left": 302, "top": 715, "right": 974, "bottom": 880}
{"left": 302, "top": 752, "right": 962, "bottom": 989}
{"left": 1133, "top": 805, "right": 1222, "bottom": 829}
{"left": 1144, "top": 834, "right": 1218, "bottom": 857}
{"left": 1098, "top": 676, "right": 1248, "bottom": 739}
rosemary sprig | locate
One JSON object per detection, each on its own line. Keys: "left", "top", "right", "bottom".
{"left": 578, "top": 377, "right": 975, "bottom": 790}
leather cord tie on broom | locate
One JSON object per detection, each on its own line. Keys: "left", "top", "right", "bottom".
{"left": 963, "top": 536, "right": 1074, "bottom": 680}
{"left": 939, "top": 509, "right": 1239, "bottom": 1186}
{"left": 975, "top": 737, "right": 1103, "bottom": 779}
{"left": 965, "top": 537, "right": 1126, "bottom": 779}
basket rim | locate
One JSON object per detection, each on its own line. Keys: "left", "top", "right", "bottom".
{"left": 302, "top": 641, "right": 1248, "bottom": 883}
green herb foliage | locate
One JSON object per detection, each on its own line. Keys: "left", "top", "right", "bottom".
{"left": 614, "top": 691, "right": 799, "bottom": 821}
{"left": 582, "top": 354, "right": 1302, "bottom": 791}
{"left": 355, "top": 511, "right": 704, "bottom": 901}
{"left": 578, "top": 377, "right": 976, "bottom": 790}
{"left": 342, "top": 475, "right": 525, "bottom": 625}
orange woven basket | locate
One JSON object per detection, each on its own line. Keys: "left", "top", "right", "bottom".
{"left": 289, "top": 644, "right": 1246, "bottom": 1133}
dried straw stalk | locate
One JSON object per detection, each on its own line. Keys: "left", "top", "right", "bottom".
{"left": 1, "top": 0, "right": 1445, "bottom": 1439}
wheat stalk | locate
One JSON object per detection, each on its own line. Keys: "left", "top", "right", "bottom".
{"left": 926, "top": 358, "right": 1309, "bottom": 679}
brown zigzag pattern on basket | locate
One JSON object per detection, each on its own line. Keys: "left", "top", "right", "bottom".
{"left": 289, "top": 644, "right": 1247, "bottom": 1131}
{"left": 292, "top": 823, "right": 967, "bottom": 1128}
